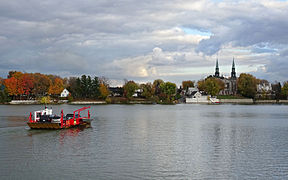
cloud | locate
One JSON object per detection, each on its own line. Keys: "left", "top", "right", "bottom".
{"left": 0, "top": 0, "right": 287, "bottom": 84}
{"left": 193, "top": 1, "right": 288, "bottom": 55}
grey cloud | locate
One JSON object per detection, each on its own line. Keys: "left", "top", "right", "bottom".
{"left": 0, "top": 0, "right": 287, "bottom": 83}
{"left": 193, "top": 1, "right": 288, "bottom": 55}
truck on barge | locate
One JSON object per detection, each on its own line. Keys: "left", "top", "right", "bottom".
{"left": 27, "top": 106, "right": 93, "bottom": 129}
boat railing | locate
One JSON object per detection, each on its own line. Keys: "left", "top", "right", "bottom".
{"left": 61, "top": 106, "right": 91, "bottom": 127}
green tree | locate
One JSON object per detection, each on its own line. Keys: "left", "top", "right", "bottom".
{"left": 281, "top": 82, "right": 288, "bottom": 99}
{"left": 123, "top": 81, "right": 138, "bottom": 99}
{"left": 272, "top": 82, "right": 281, "bottom": 100}
{"left": 0, "top": 78, "right": 10, "bottom": 103}
{"left": 66, "top": 77, "right": 81, "bottom": 99}
{"left": 197, "top": 79, "right": 205, "bottom": 91}
{"left": 80, "top": 75, "right": 88, "bottom": 98}
{"left": 140, "top": 83, "right": 153, "bottom": 99}
{"left": 204, "top": 78, "right": 221, "bottom": 96}
{"left": 87, "top": 76, "right": 92, "bottom": 98}
{"left": 91, "top": 76, "right": 100, "bottom": 99}
{"left": 75, "top": 77, "right": 82, "bottom": 98}
{"left": 160, "top": 82, "right": 177, "bottom": 102}
{"left": 237, "top": 73, "right": 257, "bottom": 98}
{"left": 152, "top": 79, "right": 164, "bottom": 96}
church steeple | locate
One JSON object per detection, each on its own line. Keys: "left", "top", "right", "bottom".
{"left": 215, "top": 59, "right": 220, "bottom": 77}
{"left": 231, "top": 58, "right": 236, "bottom": 78}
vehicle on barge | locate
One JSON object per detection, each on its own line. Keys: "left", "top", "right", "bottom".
{"left": 27, "top": 106, "right": 93, "bottom": 129}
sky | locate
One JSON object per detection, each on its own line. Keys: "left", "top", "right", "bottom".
{"left": 0, "top": 0, "right": 288, "bottom": 86}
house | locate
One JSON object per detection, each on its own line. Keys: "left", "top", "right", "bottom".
{"left": 186, "top": 87, "right": 199, "bottom": 96}
{"left": 109, "top": 87, "right": 124, "bottom": 97}
{"left": 132, "top": 89, "right": 143, "bottom": 98}
{"left": 256, "top": 80, "right": 274, "bottom": 99}
{"left": 257, "top": 80, "right": 272, "bottom": 92}
{"left": 60, "top": 89, "right": 70, "bottom": 97}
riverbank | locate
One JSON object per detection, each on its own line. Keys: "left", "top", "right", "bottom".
{"left": 3, "top": 99, "right": 288, "bottom": 105}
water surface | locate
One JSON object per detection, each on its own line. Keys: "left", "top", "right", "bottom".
{"left": 1, "top": 104, "right": 288, "bottom": 179}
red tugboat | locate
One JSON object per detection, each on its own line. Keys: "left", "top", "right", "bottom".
{"left": 27, "top": 106, "right": 93, "bottom": 129}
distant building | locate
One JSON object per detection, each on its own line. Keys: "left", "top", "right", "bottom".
{"left": 60, "top": 89, "right": 70, "bottom": 97}
{"left": 210, "top": 58, "right": 237, "bottom": 95}
{"left": 257, "top": 80, "right": 272, "bottom": 92}
{"left": 132, "top": 89, "right": 143, "bottom": 98}
{"left": 186, "top": 87, "right": 199, "bottom": 96}
{"left": 256, "top": 80, "right": 274, "bottom": 99}
{"left": 109, "top": 87, "right": 124, "bottom": 97}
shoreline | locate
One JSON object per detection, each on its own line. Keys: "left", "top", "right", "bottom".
{"left": 2, "top": 99, "right": 288, "bottom": 105}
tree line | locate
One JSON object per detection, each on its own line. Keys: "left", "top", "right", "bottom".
{"left": 122, "top": 79, "right": 177, "bottom": 103}
{"left": 0, "top": 71, "right": 110, "bottom": 102}
{"left": 1, "top": 71, "right": 288, "bottom": 103}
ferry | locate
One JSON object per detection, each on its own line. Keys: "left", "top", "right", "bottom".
{"left": 27, "top": 106, "right": 93, "bottom": 129}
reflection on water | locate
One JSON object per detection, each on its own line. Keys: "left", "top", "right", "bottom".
{"left": 1, "top": 104, "right": 288, "bottom": 179}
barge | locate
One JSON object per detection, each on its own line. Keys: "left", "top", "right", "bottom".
{"left": 27, "top": 106, "right": 93, "bottom": 129}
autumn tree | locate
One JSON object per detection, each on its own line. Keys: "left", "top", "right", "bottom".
{"left": 4, "top": 77, "right": 18, "bottom": 96}
{"left": 19, "top": 73, "right": 34, "bottom": 97}
{"left": 182, "top": 80, "right": 194, "bottom": 90}
{"left": 33, "top": 73, "right": 52, "bottom": 97}
{"left": 48, "top": 77, "right": 64, "bottom": 95}
{"left": 7, "top": 71, "right": 17, "bottom": 78}
{"left": 123, "top": 81, "right": 138, "bottom": 99}
{"left": 237, "top": 73, "right": 257, "bottom": 98}
{"left": 99, "top": 76, "right": 110, "bottom": 86}
{"left": 99, "top": 83, "right": 110, "bottom": 99}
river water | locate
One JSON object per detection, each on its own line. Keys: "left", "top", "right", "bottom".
{"left": 0, "top": 104, "right": 288, "bottom": 179}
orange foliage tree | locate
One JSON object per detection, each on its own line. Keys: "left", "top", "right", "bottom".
{"left": 20, "top": 73, "right": 34, "bottom": 96}
{"left": 182, "top": 80, "right": 194, "bottom": 90}
{"left": 48, "top": 78, "right": 64, "bottom": 95}
{"left": 4, "top": 77, "right": 18, "bottom": 96}
{"left": 33, "top": 73, "right": 52, "bottom": 96}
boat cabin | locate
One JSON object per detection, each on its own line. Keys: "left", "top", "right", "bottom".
{"left": 34, "top": 107, "right": 52, "bottom": 122}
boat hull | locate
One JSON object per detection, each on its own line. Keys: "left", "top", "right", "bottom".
{"left": 27, "top": 120, "right": 92, "bottom": 129}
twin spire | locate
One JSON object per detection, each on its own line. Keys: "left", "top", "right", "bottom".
{"left": 214, "top": 58, "right": 236, "bottom": 78}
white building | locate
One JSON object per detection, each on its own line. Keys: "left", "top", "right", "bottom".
{"left": 257, "top": 82, "right": 272, "bottom": 92}
{"left": 60, "top": 89, "right": 70, "bottom": 97}
{"left": 186, "top": 91, "right": 219, "bottom": 104}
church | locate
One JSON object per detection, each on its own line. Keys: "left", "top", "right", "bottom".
{"left": 212, "top": 58, "right": 237, "bottom": 95}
